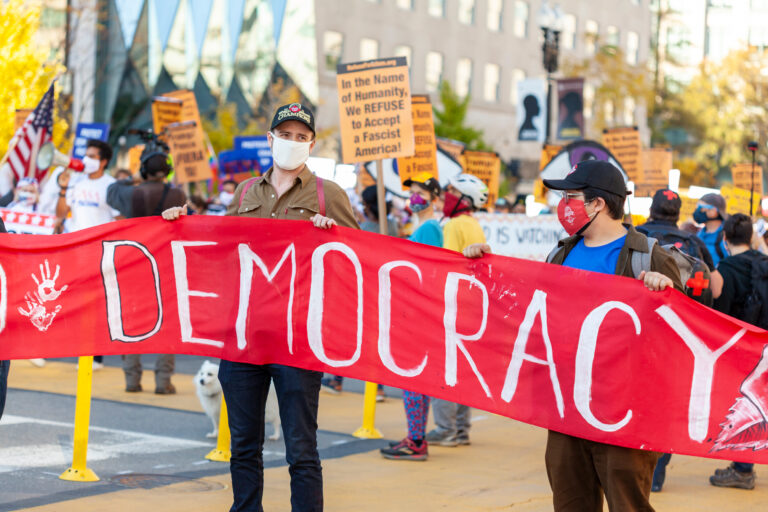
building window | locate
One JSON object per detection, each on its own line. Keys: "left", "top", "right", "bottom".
{"left": 394, "top": 45, "right": 412, "bottom": 66}
{"left": 456, "top": 58, "right": 473, "bottom": 98}
{"left": 487, "top": 0, "right": 504, "bottom": 31}
{"left": 396, "top": 0, "right": 413, "bottom": 10}
{"left": 623, "top": 97, "right": 636, "bottom": 126}
{"left": 562, "top": 14, "right": 576, "bottom": 50}
{"left": 583, "top": 83, "right": 594, "bottom": 119}
{"left": 606, "top": 25, "right": 619, "bottom": 47}
{"left": 484, "top": 63, "right": 500, "bottom": 102}
{"left": 458, "top": 0, "right": 475, "bottom": 25}
{"left": 626, "top": 31, "right": 639, "bottom": 64}
{"left": 604, "top": 100, "right": 615, "bottom": 124}
{"left": 513, "top": 1, "right": 529, "bottom": 38}
{"left": 428, "top": 0, "right": 445, "bottom": 17}
{"left": 323, "top": 31, "right": 344, "bottom": 71}
{"left": 360, "top": 38, "right": 379, "bottom": 60}
{"left": 425, "top": 51, "right": 444, "bottom": 92}
{"left": 510, "top": 68, "right": 526, "bottom": 104}
{"left": 585, "top": 19, "right": 599, "bottom": 55}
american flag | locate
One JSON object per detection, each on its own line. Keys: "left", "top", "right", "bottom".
{"left": 7, "top": 84, "right": 54, "bottom": 182}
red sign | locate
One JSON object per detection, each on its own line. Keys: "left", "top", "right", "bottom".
{"left": 1, "top": 217, "right": 767, "bottom": 463}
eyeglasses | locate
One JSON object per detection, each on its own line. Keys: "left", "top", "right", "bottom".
{"left": 559, "top": 191, "right": 586, "bottom": 202}
{"left": 697, "top": 203, "right": 716, "bottom": 210}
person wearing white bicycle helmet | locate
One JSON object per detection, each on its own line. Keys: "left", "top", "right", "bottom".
{"left": 425, "top": 172, "right": 488, "bottom": 448}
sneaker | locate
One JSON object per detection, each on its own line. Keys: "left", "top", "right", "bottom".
{"left": 709, "top": 464, "right": 756, "bottom": 490}
{"left": 376, "top": 388, "right": 386, "bottom": 402}
{"left": 321, "top": 377, "right": 342, "bottom": 395}
{"left": 92, "top": 361, "right": 105, "bottom": 371}
{"left": 154, "top": 384, "right": 176, "bottom": 395}
{"left": 380, "top": 438, "right": 428, "bottom": 461}
{"left": 456, "top": 435, "right": 471, "bottom": 446}
{"left": 28, "top": 358, "right": 46, "bottom": 368}
{"left": 424, "top": 429, "right": 459, "bottom": 447}
{"left": 125, "top": 384, "right": 142, "bottom": 392}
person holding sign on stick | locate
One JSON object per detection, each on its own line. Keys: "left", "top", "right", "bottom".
{"left": 162, "top": 103, "right": 357, "bottom": 512}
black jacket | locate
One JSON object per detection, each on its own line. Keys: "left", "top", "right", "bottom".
{"left": 637, "top": 219, "right": 715, "bottom": 270}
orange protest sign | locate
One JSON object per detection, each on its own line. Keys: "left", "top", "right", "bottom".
{"left": 731, "top": 163, "right": 763, "bottom": 195}
{"left": 436, "top": 137, "right": 465, "bottom": 168}
{"left": 463, "top": 150, "right": 501, "bottom": 207}
{"left": 128, "top": 144, "right": 145, "bottom": 175}
{"left": 679, "top": 193, "right": 698, "bottom": 222}
{"left": 151, "top": 97, "right": 183, "bottom": 137}
{"left": 396, "top": 95, "right": 438, "bottom": 188}
{"left": 166, "top": 121, "right": 212, "bottom": 183}
{"left": 14, "top": 109, "right": 32, "bottom": 132}
{"left": 539, "top": 144, "right": 562, "bottom": 171}
{"left": 163, "top": 90, "right": 203, "bottom": 128}
{"left": 636, "top": 148, "right": 673, "bottom": 197}
{"left": 602, "top": 126, "right": 642, "bottom": 183}
{"left": 336, "top": 57, "right": 414, "bottom": 164}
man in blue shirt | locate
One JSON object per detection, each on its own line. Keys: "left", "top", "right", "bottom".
{"left": 694, "top": 193, "right": 728, "bottom": 266}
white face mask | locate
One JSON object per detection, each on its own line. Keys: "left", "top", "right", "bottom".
{"left": 270, "top": 132, "right": 311, "bottom": 170}
{"left": 219, "top": 191, "right": 235, "bottom": 207}
{"left": 82, "top": 156, "right": 101, "bottom": 175}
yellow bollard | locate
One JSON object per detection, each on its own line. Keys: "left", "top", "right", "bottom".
{"left": 60, "top": 356, "right": 99, "bottom": 482}
{"left": 353, "top": 382, "right": 383, "bottom": 439}
{"left": 206, "top": 397, "right": 231, "bottom": 462}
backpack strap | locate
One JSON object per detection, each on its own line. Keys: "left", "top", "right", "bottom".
{"left": 151, "top": 184, "right": 171, "bottom": 216}
{"left": 715, "top": 229, "right": 726, "bottom": 260}
{"left": 631, "top": 237, "right": 657, "bottom": 278}
{"left": 316, "top": 176, "right": 326, "bottom": 217}
{"left": 238, "top": 177, "right": 261, "bottom": 208}
{"left": 546, "top": 246, "right": 563, "bottom": 264}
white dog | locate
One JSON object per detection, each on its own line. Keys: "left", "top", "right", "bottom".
{"left": 194, "top": 360, "right": 281, "bottom": 441}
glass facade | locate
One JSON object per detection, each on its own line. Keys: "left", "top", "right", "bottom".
{"left": 96, "top": 0, "right": 319, "bottom": 134}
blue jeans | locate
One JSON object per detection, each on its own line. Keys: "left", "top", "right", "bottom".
{"left": 218, "top": 361, "right": 323, "bottom": 512}
{"left": 733, "top": 462, "right": 754, "bottom": 473}
{"left": 0, "top": 360, "right": 8, "bottom": 419}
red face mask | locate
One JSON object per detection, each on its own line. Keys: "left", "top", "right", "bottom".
{"left": 443, "top": 191, "right": 472, "bottom": 218}
{"left": 557, "top": 197, "right": 595, "bottom": 236}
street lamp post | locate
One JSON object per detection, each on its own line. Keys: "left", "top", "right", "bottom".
{"left": 538, "top": 2, "right": 563, "bottom": 145}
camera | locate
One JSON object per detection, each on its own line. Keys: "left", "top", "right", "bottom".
{"left": 127, "top": 129, "right": 173, "bottom": 179}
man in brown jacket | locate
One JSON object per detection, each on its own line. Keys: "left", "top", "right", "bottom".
{"left": 464, "top": 160, "right": 682, "bottom": 511}
{"left": 163, "top": 103, "right": 357, "bottom": 512}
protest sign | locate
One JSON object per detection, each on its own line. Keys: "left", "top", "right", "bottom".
{"left": 517, "top": 79, "right": 546, "bottom": 142}
{"left": 635, "top": 148, "right": 672, "bottom": 197}
{"left": 396, "top": 95, "right": 438, "bottom": 188}
{"left": 3, "top": 216, "right": 768, "bottom": 465}
{"left": 163, "top": 90, "right": 207, "bottom": 161}
{"left": 602, "top": 127, "right": 642, "bottom": 183}
{"left": 476, "top": 213, "right": 565, "bottom": 260}
{"left": 166, "top": 121, "right": 212, "bottom": 183}
{"left": 556, "top": 78, "right": 584, "bottom": 140}
{"left": 721, "top": 184, "right": 761, "bottom": 216}
{"left": 128, "top": 145, "right": 145, "bottom": 175}
{"left": 462, "top": 150, "right": 501, "bottom": 207}
{"left": 151, "top": 96, "right": 183, "bottom": 137}
{"left": 436, "top": 137, "right": 465, "bottom": 167}
{"left": 679, "top": 193, "right": 698, "bottom": 222}
{"left": 336, "top": 57, "right": 414, "bottom": 163}
{"left": 218, "top": 149, "right": 259, "bottom": 176}
{"left": 234, "top": 135, "right": 273, "bottom": 172}
{"left": 14, "top": 109, "right": 33, "bottom": 132}
{"left": 539, "top": 144, "right": 562, "bottom": 171}
{"left": 731, "top": 163, "right": 763, "bottom": 195}
{"left": 72, "top": 123, "right": 110, "bottom": 160}
{"left": 0, "top": 209, "right": 56, "bottom": 234}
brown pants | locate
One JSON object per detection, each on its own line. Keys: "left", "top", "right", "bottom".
{"left": 122, "top": 354, "right": 174, "bottom": 389}
{"left": 545, "top": 430, "right": 659, "bottom": 512}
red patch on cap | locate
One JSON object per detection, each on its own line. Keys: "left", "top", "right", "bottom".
{"left": 663, "top": 190, "right": 678, "bottom": 200}
{"left": 289, "top": 103, "right": 301, "bottom": 113}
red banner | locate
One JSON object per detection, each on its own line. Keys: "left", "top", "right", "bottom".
{"left": 1, "top": 217, "right": 768, "bottom": 463}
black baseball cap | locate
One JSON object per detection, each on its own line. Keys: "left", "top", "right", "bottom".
{"left": 271, "top": 103, "right": 315, "bottom": 134}
{"left": 403, "top": 172, "right": 441, "bottom": 197}
{"left": 650, "top": 188, "right": 682, "bottom": 219}
{"left": 543, "top": 160, "right": 628, "bottom": 197}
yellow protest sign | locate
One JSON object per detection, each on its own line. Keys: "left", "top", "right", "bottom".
{"left": 14, "top": 109, "right": 32, "bottom": 131}
{"left": 436, "top": 137, "right": 466, "bottom": 168}
{"left": 151, "top": 97, "right": 183, "bottom": 137}
{"left": 164, "top": 90, "right": 203, "bottom": 127}
{"left": 128, "top": 144, "right": 145, "bottom": 175}
{"left": 166, "top": 121, "right": 212, "bottom": 183}
{"left": 721, "top": 184, "right": 761, "bottom": 216}
{"left": 636, "top": 148, "right": 672, "bottom": 197}
{"left": 463, "top": 150, "right": 501, "bottom": 208}
{"left": 539, "top": 144, "right": 562, "bottom": 171}
{"left": 731, "top": 163, "right": 763, "bottom": 195}
{"left": 336, "top": 57, "right": 414, "bottom": 164}
{"left": 396, "top": 95, "right": 438, "bottom": 189}
{"left": 602, "top": 126, "right": 642, "bottom": 183}
{"left": 678, "top": 193, "right": 698, "bottom": 222}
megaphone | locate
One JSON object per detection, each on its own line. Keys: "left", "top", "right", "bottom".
{"left": 36, "top": 142, "right": 85, "bottom": 172}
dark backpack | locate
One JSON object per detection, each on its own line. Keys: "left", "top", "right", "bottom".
{"left": 637, "top": 224, "right": 702, "bottom": 260}
{"left": 740, "top": 254, "right": 768, "bottom": 329}
{"left": 631, "top": 238, "right": 714, "bottom": 306}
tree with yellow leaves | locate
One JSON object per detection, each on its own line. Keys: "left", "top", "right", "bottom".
{"left": 0, "top": 0, "right": 68, "bottom": 157}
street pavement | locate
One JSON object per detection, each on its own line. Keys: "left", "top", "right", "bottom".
{"left": 1, "top": 356, "right": 767, "bottom": 511}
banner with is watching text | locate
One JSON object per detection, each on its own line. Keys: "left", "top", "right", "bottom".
{"left": 2, "top": 217, "right": 768, "bottom": 463}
